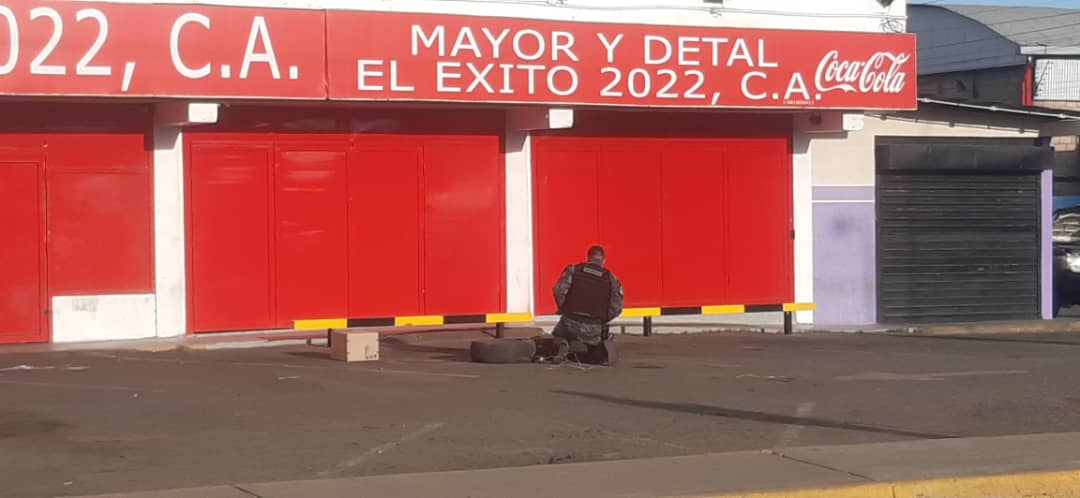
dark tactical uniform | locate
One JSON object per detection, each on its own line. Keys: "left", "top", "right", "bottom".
{"left": 552, "top": 262, "right": 624, "bottom": 359}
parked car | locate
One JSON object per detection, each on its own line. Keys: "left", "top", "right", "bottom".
{"left": 1053, "top": 206, "right": 1080, "bottom": 315}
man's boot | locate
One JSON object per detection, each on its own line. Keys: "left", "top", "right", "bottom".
{"left": 601, "top": 338, "right": 617, "bottom": 366}
{"left": 552, "top": 341, "right": 569, "bottom": 365}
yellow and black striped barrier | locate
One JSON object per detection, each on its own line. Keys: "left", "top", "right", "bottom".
{"left": 620, "top": 303, "right": 815, "bottom": 318}
{"left": 619, "top": 302, "right": 815, "bottom": 336}
{"left": 294, "top": 302, "right": 814, "bottom": 337}
{"left": 295, "top": 312, "right": 534, "bottom": 340}
{"left": 295, "top": 312, "right": 533, "bottom": 331}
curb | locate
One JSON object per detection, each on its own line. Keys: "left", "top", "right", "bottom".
{"left": 6, "top": 320, "right": 1077, "bottom": 356}
{"left": 712, "top": 469, "right": 1080, "bottom": 498}
{"left": 182, "top": 339, "right": 312, "bottom": 351}
{"left": 659, "top": 321, "right": 1080, "bottom": 337}
{"left": 895, "top": 321, "right": 1080, "bottom": 336}
{"left": 132, "top": 344, "right": 180, "bottom": 353}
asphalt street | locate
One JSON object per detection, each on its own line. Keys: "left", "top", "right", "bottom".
{"left": 2, "top": 329, "right": 1080, "bottom": 498}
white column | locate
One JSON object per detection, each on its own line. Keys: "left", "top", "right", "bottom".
{"left": 504, "top": 107, "right": 572, "bottom": 314}
{"left": 792, "top": 131, "right": 815, "bottom": 324}
{"left": 505, "top": 128, "right": 535, "bottom": 313}
{"left": 152, "top": 126, "right": 187, "bottom": 337}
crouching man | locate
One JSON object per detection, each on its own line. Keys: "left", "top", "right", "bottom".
{"left": 551, "top": 246, "right": 624, "bottom": 365}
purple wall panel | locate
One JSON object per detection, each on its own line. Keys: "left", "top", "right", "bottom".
{"left": 813, "top": 192, "right": 877, "bottom": 325}
{"left": 812, "top": 186, "right": 875, "bottom": 202}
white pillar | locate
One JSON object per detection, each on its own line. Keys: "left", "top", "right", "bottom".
{"left": 152, "top": 126, "right": 187, "bottom": 337}
{"left": 505, "top": 128, "right": 535, "bottom": 313}
{"left": 504, "top": 107, "right": 573, "bottom": 314}
{"left": 152, "top": 103, "right": 218, "bottom": 337}
{"left": 793, "top": 131, "right": 815, "bottom": 324}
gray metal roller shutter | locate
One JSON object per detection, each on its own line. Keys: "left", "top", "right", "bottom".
{"left": 877, "top": 172, "right": 1041, "bottom": 323}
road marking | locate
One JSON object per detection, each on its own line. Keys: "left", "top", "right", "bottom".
{"left": 0, "top": 365, "right": 55, "bottom": 371}
{"left": 833, "top": 370, "right": 1029, "bottom": 382}
{"left": 775, "top": 402, "right": 816, "bottom": 448}
{"left": 235, "top": 362, "right": 482, "bottom": 380}
{"left": 0, "top": 380, "right": 165, "bottom": 393}
{"left": 319, "top": 422, "right": 446, "bottom": 477}
{"left": 83, "top": 353, "right": 480, "bottom": 379}
{"left": 737, "top": 374, "right": 795, "bottom": 382}
{"left": 1, "top": 364, "right": 89, "bottom": 371}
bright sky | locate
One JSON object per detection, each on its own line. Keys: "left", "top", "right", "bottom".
{"left": 910, "top": 0, "right": 1080, "bottom": 8}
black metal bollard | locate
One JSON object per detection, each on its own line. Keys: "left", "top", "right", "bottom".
{"left": 783, "top": 311, "right": 793, "bottom": 335}
{"left": 643, "top": 316, "right": 653, "bottom": 337}
{"left": 495, "top": 322, "right": 506, "bottom": 339}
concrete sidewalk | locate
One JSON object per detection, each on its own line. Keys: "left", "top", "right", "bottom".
{"left": 70, "top": 432, "right": 1080, "bottom": 498}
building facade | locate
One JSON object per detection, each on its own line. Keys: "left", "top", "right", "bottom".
{"left": 806, "top": 3, "right": 1080, "bottom": 326}
{"left": 0, "top": 0, "right": 915, "bottom": 344}
{"left": 811, "top": 104, "right": 1055, "bottom": 325}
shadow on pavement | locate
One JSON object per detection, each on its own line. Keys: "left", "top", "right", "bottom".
{"left": 286, "top": 351, "right": 333, "bottom": 361}
{"left": 379, "top": 336, "right": 473, "bottom": 362}
{"left": 552, "top": 390, "right": 956, "bottom": 440}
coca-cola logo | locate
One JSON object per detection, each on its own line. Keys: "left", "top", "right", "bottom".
{"left": 815, "top": 50, "right": 910, "bottom": 95}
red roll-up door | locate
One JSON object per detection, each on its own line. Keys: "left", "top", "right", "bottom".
{"left": 188, "top": 141, "right": 276, "bottom": 332}
{"left": 533, "top": 111, "right": 793, "bottom": 314}
{"left": 421, "top": 139, "right": 505, "bottom": 315}
{"left": 348, "top": 142, "right": 423, "bottom": 318}
{"left": 275, "top": 141, "right": 350, "bottom": 328}
{"left": 186, "top": 109, "right": 505, "bottom": 333}
{"left": 0, "top": 105, "right": 153, "bottom": 344}
{"left": 0, "top": 136, "right": 46, "bottom": 344}
{"left": 45, "top": 134, "right": 155, "bottom": 297}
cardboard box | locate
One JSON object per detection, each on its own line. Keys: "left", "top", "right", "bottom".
{"left": 330, "top": 330, "right": 379, "bottom": 362}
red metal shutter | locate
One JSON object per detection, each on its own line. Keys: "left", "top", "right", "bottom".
{"left": 187, "top": 142, "right": 276, "bottom": 332}
{"left": 532, "top": 112, "right": 794, "bottom": 314}
{"left": 0, "top": 137, "right": 46, "bottom": 344}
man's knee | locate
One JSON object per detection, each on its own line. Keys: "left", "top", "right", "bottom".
{"left": 552, "top": 321, "right": 569, "bottom": 338}
{"left": 569, "top": 340, "right": 589, "bottom": 354}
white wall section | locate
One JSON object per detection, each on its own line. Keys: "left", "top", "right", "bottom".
{"left": 52, "top": 294, "right": 158, "bottom": 343}
{"left": 505, "top": 128, "right": 535, "bottom": 313}
{"left": 153, "top": 126, "right": 187, "bottom": 338}
{"left": 793, "top": 131, "right": 815, "bottom": 324}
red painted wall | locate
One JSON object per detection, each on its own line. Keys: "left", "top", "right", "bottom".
{"left": 533, "top": 111, "right": 793, "bottom": 314}
{"left": 186, "top": 109, "right": 505, "bottom": 332}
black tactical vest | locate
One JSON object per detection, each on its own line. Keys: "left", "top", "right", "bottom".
{"left": 562, "top": 263, "right": 613, "bottom": 324}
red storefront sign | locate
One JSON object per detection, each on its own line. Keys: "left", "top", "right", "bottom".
{"left": 0, "top": 1, "right": 326, "bottom": 98}
{"left": 0, "top": 1, "right": 917, "bottom": 109}
{"left": 327, "top": 11, "right": 916, "bottom": 109}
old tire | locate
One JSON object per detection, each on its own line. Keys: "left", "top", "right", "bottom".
{"left": 533, "top": 336, "right": 558, "bottom": 358}
{"left": 469, "top": 339, "right": 536, "bottom": 364}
